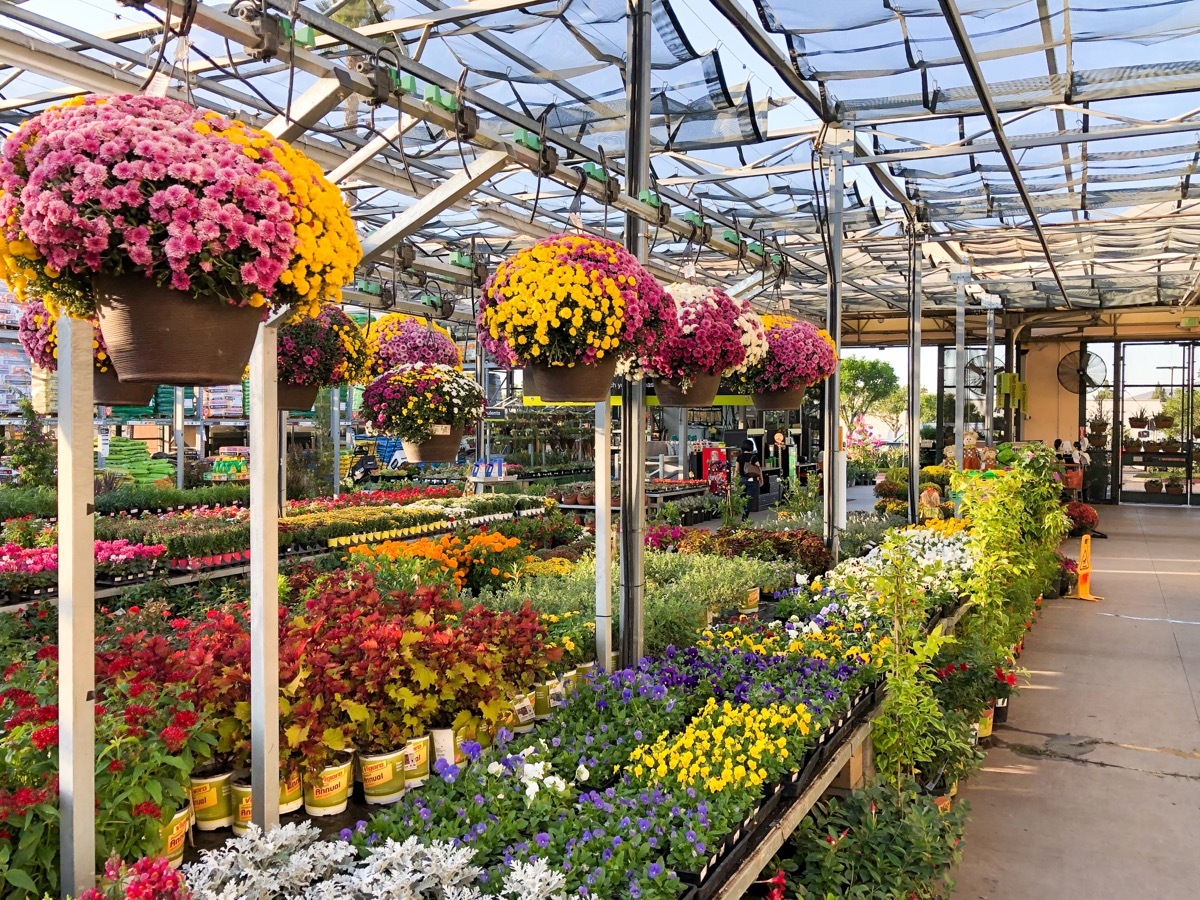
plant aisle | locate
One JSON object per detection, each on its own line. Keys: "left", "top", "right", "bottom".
{"left": 0, "top": 442, "right": 1073, "bottom": 899}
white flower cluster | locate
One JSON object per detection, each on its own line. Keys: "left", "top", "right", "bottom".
{"left": 184, "top": 823, "right": 567, "bottom": 900}
{"left": 821, "top": 528, "right": 976, "bottom": 606}
{"left": 486, "top": 745, "right": 571, "bottom": 802}
{"left": 729, "top": 298, "right": 768, "bottom": 375}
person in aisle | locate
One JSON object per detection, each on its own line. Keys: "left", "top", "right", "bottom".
{"left": 742, "top": 452, "right": 763, "bottom": 519}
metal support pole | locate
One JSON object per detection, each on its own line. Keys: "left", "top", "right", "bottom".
{"left": 249, "top": 318, "right": 282, "bottom": 829}
{"left": 174, "top": 386, "right": 185, "bottom": 489}
{"left": 984, "top": 308, "right": 997, "bottom": 446}
{"left": 953, "top": 277, "right": 967, "bottom": 468}
{"left": 279, "top": 412, "right": 288, "bottom": 512}
{"left": 822, "top": 140, "right": 846, "bottom": 561}
{"left": 907, "top": 231, "right": 923, "bottom": 523}
{"left": 594, "top": 400, "right": 613, "bottom": 669}
{"left": 331, "top": 386, "right": 341, "bottom": 498}
{"left": 1004, "top": 326, "right": 1017, "bottom": 442}
{"left": 678, "top": 407, "right": 689, "bottom": 478}
{"left": 57, "top": 317, "right": 95, "bottom": 899}
{"left": 618, "top": 0, "right": 651, "bottom": 668}
{"left": 475, "top": 342, "right": 487, "bottom": 493}
{"left": 1111, "top": 343, "right": 1122, "bottom": 502}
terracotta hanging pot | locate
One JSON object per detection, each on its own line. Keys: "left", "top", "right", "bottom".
{"left": 752, "top": 385, "right": 806, "bottom": 410}
{"left": 653, "top": 372, "right": 721, "bottom": 408}
{"left": 524, "top": 355, "right": 618, "bottom": 403}
{"left": 402, "top": 425, "right": 464, "bottom": 463}
{"left": 94, "top": 366, "right": 155, "bottom": 407}
{"left": 278, "top": 382, "right": 320, "bottom": 412}
{"left": 93, "top": 274, "right": 263, "bottom": 386}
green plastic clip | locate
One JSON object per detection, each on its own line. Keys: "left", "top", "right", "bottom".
{"left": 449, "top": 251, "right": 473, "bottom": 268}
{"left": 513, "top": 128, "right": 542, "bottom": 152}
{"left": 355, "top": 279, "right": 383, "bottom": 296}
{"left": 748, "top": 242, "right": 764, "bottom": 257}
{"left": 582, "top": 162, "right": 609, "bottom": 183}
{"left": 638, "top": 189, "right": 662, "bottom": 209}
{"left": 722, "top": 229, "right": 740, "bottom": 244}
{"left": 422, "top": 86, "right": 460, "bottom": 112}
{"left": 683, "top": 211, "right": 704, "bottom": 228}
{"left": 399, "top": 74, "right": 417, "bottom": 95}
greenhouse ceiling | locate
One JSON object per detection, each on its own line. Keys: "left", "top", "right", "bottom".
{"left": 0, "top": 0, "right": 1197, "bottom": 322}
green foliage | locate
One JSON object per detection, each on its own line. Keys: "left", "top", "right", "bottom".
{"left": 783, "top": 777, "right": 968, "bottom": 899}
{"left": 839, "top": 357, "right": 900, "bottom": 428}
{"left": 10, "top": 398, "right": 55, "bottom": 489}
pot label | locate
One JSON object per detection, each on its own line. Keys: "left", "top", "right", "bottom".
{"left": 431, "top": 424, "right": 453, "bottom": 436}
{"left": 514, "top": 695, "right": 536, "bottom": 724}
{"left": 362, "top": 754, "right": 404, "bottom": 791}
{"left": 404, "top": 736, "right": 431, "bottom": 780}
{"left": 191, "top": 779, "right": 230, "bottom": 813}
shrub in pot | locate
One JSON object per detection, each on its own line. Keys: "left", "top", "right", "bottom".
{"left": 477, "top": 233, "right": 678, "bottom": 402}
{"left": 732, "top": 314, "right": 837, "bottom": 410}
{"left": 0, "top": 94, "right": 359, "bottom": 385}
{"left": 1145, "top": 478, "right": 1163, "bottom": 493}
{"left": 361, "top": 363, "right": 485, "bottom": 463}
{"left": 1064, "top": 500, "right": 1099, "bottom": 536}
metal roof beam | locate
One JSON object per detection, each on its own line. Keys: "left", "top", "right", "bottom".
{"left": 310, "top": 0, "right": 560, "bottom": 48}
{"left": 361, "top": 149, "right": 511, "bottom": 264}
{"left": 263, "top": 76, "right": 353, "bottom": 141}
{"left": 937, "top": 0, "right": 1072, "bottom": 309}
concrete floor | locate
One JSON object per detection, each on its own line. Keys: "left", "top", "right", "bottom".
{"left": 954, "top": 504, "right": 1200, "bottom": 899}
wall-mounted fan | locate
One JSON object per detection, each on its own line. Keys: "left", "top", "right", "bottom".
{"left": 1057, "top": 350, "right": 1107, "bottom": 394}
{"left": 946, "top": 350, "right": 1002, "bottom": 399}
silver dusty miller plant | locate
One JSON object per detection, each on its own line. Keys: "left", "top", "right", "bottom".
{"left": 183, "top": 823, "right": 567, "bottom": 900}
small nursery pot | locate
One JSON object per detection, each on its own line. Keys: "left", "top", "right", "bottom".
{"left": 190, "top": 768, "right": 234, "bottom": 831}
{"left": 403, "top": 733, "right": 432, "bottom": 787}
{"left": 303, "top": 754, "right": 355, "bottom": 817}
{"left": 359, "top": 747, "right": 407, "bottom": 805}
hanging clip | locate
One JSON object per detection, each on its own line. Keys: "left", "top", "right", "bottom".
{"left": 236, "top": 6, "right": 282, "bottom": 62}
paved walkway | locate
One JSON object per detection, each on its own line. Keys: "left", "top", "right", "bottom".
{"left": 955, "top": 505, "right": 1200, "bottom": 899}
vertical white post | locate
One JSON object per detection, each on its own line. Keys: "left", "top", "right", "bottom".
{"left": 953, "top": 273, "right": 968, "bottom": 468}
{"left": 984, "top": 306, "right": 997, "bottom": 445}
{"left": 594, "top": 400, "right": 613, "bottom": 668}
{"left": 823, "top": 134, "right": 847, "bottom": 560}
{"left": 249, "top": 319, "right": 281, "bottom": 829}
{"left": 907, "top": 227, "right": 923, "bottom": 523}
{"left": 57, "top": 317, "right": 95, "bottom": 898}
{"left": 174, "top": 386, "right": 185, "bottom": 489}
{"left": 331, "top": 386, "right": 341, "bottom": 498}
{"left": 278, "top": 412, "right": 288, "bottom": 513}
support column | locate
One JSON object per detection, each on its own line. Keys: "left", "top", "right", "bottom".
{"left": 618, "top": 0, "right": 652, "bottom": 668}
{"left": 1004, "top": 324, "right": 1016, "bottom": 442}
{"left": 58, "top": 317, "right": 95, "bottom": 899}
{"left": 822, "top": 138, "right": 847, "bottom": 561}
{"left": 677, "top": 407, "right": 688, "bottom": 478}
{"left": 331, "top": 386, "right": 341, "bottom": 498}
{"left": 907, "top": 229, "right": 923, "bottom": 523}
{"left": 475, "top": 339, "right": 487, "bottom": 493}
{"left": 952, "top": 270, "right": 969, "bottom": 468}
{"left": 594, "top": 400, "right": 613, "bottom": 669}
{"left": 984, "top": 306, "right": 997, "bottom": 445}
{"left": 174, "top": 386, "right": 185, "bottom": 489}
{"left": 249, "top": 318, "right": 282, "bottom": 829}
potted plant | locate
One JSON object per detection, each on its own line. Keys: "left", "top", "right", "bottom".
{"left": 1165, "top": 474, "right": 1185, "bottom": 495}
{"left": 365, "top": 313, "right": 461, "bottom": 378}
{"left": 477, "top": 233, "right": 677, "bottom": 402}
{"left": 644, "top": 283, "right": 766, "bottom": 407}
{"left": 277, "top": 305, "right": 366, "bottom": 411}
{"left": 1087, "top": 412, "right": 1109, "bottom": 437}
{"left": 1145, "top": 477, "right": 1163, "bottom": 494}
{"left": 18, "top": 299, "right": 155, "bottom": 407}
{"left": 734, "top": 315, "right": 837, "bottom": 410}
{"left": 1064, "top": 500, "right": 1099, "bottom": 536}
{"left": 0, "top": 94, "right": 359, "bottom": 385}
{"left": 1128, "top": 407, "right": 1149, "bottom": 429}
{"left": 361, "top": 363, "right": 485, "bottom": 463}
{"left": 1153, "top": 412, "right": 1175, "bottom": 429}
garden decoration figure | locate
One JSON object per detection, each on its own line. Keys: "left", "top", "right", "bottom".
{"left": 919, "top": 484, "right": 943, "bottom": 521}
{"left": 961, "top": 430, "right": 982, "bottom": 471}
{"left": 981, "top": 446, "right": 999, "bottom": 471}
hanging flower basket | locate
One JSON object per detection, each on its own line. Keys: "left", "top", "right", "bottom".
{"left": 525, "top": 356, "right": 619, "bottom": 403}
{"left": 94, "top": 275, "right": 264, "bottom": 385}
{"left": 736, "top": 315, "right": 837, "bottom": 410}
{"left": 477, "top": 233, "right": 677, "bottom": 403}
{"left": 403, "top": 425, "right": 466, "bottom": 464}
{"left": 752, "top": 386, "right": 807, "bottom": 410}
{"left": 646, "top": 283, "right": 766, "bottom": 408}
{"left": 277, "top": 382, "right": 320, "bottom": 412}
{"left": 276, "top": 305, "right": 365, "bottom": 409}
{"left": 18, "top": 299, "right": 156, "bottom": 405}
{"left": 0, "top": 94, "right": 360, "bottom": 385}
{"left": 365, "top": 313, "right": 461, "bottom": 378}
{"left": 362, "top": 363, "right": 485, "bottom": 464}
{"left": 654, "top": 372, "right": 722, "bottom": 407}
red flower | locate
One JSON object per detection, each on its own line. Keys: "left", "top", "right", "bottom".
{"left": 159, "top": 725, "right": 188, "bottom": 753}
{"left": 35, "top": 645, "right": 57, "bottom": 661}
{"left": 107, "top": 760, "right": 125, "bottom": 774}
{"left": 767, "top": 869, "right": 786, "bottom": 886}
{"left": 123, "top": 703, "right": 153, "bottom": 726}
{"left": 132, "top": 800, "right": 161, "bottom": 819}
{"left": 171, "top": 709, "right": 199, "bottom": 729}
{"left": 29, "top": 724, "right": 58, "bottom": 750}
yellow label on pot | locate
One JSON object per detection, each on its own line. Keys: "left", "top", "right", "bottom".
{"left": 191, "top": 781, "right": 226, "bottom": 812}
{"left": 282, "top": 770, "right": 302, "bottom": 803}
{"left": 162, "top": 808, "right": 189, "bottom": 860}
{"left": 745, "top": 587, "right": 760, "bottom": 608}
{"left": 234, "top": 785, "right": 253, "bottom": 826}
{"left": 362, "top": 756, "right": 402, "bottom": 790}
{"left": 309, "top": 765, "right": 352, "bottom": 805}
